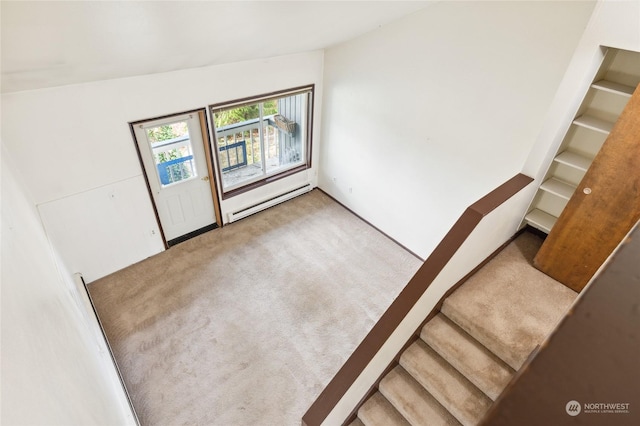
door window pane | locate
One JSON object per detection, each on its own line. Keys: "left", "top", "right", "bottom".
{"left": 146, "top": 121, "right": 198, "bottom": 187}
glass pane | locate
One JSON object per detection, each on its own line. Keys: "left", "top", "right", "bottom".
{"left": 212, "top": 89, "right": 310, "bottom": 192}
{"left": 146, "top": 121, "right": 197, "bottom": 187}
{"left": 266, "top": 93, "right": 306, "bottom": 174}
{"left": 214, "top": 105, "right": 263, "bottom": 189}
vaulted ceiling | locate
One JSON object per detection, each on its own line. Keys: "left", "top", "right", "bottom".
{"left": 1, "top": 1, "right": 432, "bottom": 93}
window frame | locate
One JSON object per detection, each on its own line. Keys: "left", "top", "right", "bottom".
{"left": 209, "top": 85, "right": 314, "bottom": 199}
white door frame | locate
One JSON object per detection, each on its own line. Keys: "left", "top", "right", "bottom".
{"left": 131, "top": 109, "right": 222, "bottom": 247}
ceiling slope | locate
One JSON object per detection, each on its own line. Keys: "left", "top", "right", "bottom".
{"left": 1, "top": 1, "right": 432, "bottom": 93}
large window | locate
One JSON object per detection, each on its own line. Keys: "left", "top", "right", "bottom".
{"left": 210, "top": 86, "right": 313, "bottom": 197}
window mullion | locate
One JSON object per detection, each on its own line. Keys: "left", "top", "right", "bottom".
{"left": 259, "top": 103, "right": 266, "bottom": 176}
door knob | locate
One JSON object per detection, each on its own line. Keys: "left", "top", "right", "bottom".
{"left": 201, "top": 176, "right": 210, "bottom": 182}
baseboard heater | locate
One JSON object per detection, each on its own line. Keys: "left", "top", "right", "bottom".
{"left": 227, "top": 184, "right": 313, "bottom": 223}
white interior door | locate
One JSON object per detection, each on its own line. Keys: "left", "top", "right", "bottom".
{"left": 134, "top": 112, "right": 217, "bottom": 243}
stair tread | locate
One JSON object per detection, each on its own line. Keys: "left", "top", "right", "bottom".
{"left": 358, "top": 392, "right": 410, "bottom": 426}
{"left": 350, "top": 418, "right": 365, "bottom": 426}
{"left": 380, "top": 366, "right": 461, "bottom": 426}
{"left": 422, "top": 313, "right": 515, "bottom": 400}
{"left": 400, "top": 339, "right": 492, "bottom": 426}
{"left": 441, "top": 232, "right": 577, "bottom": 370}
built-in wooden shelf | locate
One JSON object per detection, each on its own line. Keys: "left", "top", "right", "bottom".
{"left": 591, "top": 79, "right": 635, "bottom": 97}
{"left": 554, "top": 151, "right": 592, "bottom": 172}
{"left": 522, "top": 49, "right": 640, "bottom": 236}
{"left": 573, "top": 115, "right": 614, "bottom": 134}
{"left": 525, "top": 209, "right": 557, "bottom": 234}
{"left": 539, "top": 177, "right": 576, "bottom": 200}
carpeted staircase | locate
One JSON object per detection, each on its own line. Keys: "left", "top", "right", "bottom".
{"left": 354, "top": 232, "right": 577, "bottom": 426}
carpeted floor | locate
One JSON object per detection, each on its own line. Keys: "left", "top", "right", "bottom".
{"left": 442, "top": 232, "right": 578, "bottom": 370}
{"left": 357, "top": 232, "right": 578, "bottom": 425}
{"left": 88, "top": 189, "right": 421, "bottom": 426}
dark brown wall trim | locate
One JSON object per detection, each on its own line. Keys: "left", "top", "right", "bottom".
{"left": 83, "top": 275, "right": 141, "bottom": 424}
{"left": 317, "top": 188, "right": 424, "bottom": 262}
{"left": 211, "top": 85, "right": 315, "bottom": 200}
{"left": 302, "top": 173, "right": 533, "bottom": 426}
{"left": 221, "top": 165, "right": 309, "bottom": 200}
{"left": 209, "top": 84, "right": 315, "bottom": 110}
{"left": 128, "top": 121, "right": 169, "bottom": 248}
{"left": 129, "top": 108, "right": 218, "bottom": 249}
{"left": 129, "top": 107, "right": 206, "bottom": 128}
{"left": 342, "top": 227, "right": 529, "bottom": 425}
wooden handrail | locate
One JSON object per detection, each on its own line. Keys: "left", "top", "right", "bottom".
{"left": 302, "top": 173, "right": 533, "bottom": 426}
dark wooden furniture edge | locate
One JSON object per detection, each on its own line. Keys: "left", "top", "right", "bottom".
{"left": 302, "top": 173, "right": 533, "bottom": 426}
{"left": 480, "top": 221, "right": 640, "bottom": 426}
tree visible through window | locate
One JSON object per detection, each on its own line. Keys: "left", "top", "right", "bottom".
{"left": 213, "top": 101, "right": 277, "bottom": 128}
{"left": 146, "top": 121, "right": 197, "bottom": 186}
{"left": 210, "top": 86, "right": 313, "bottom": 197}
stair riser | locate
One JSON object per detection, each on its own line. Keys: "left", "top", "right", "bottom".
{"left": 421, "top": 313, "right": 515, "bottom": 400}
{"left": 400, "top": 340, "right": 491, "bottom": 426}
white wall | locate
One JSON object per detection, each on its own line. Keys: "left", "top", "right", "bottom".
{"left": 1, "top": 147, "right": 136, "bottom": 425}
{"left": 319, "top": 1, "right": 596, "bottom": 258}
{"left": 324, "top": 185, "right": 533, "bottom": 424}
{"left": 523, "top": 0, "right": 640, "bottom": 183}
{"left": 319, "top": 2, "right": 640, "bottom": 422}
{"left": 1, "top": 51, "right": 324, "bottom": 281}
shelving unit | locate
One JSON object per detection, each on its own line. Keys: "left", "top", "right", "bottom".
{"left": 590, "top": 80, "right": 635, "bottom": 97}
{"left": 525, "top": 209, "right": 557, "bottom": 234}
{"left": 523, "top": 48, "right": 640, "bottom": 233}
{"left": 572, "top": 115, "right": 613, "bottom": 134}
{"left": 539, "top": 177, "right": 576, "bottom": 200}
{"left": 553, "top": 151, "right": 591, "bottom": 172}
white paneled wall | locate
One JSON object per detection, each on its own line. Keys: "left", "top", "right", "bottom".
{"left": 2, "top": 51, "right": 324, "bottom": 280}
{"left": 37, "top": 176, "right": 164, "bottom": 282}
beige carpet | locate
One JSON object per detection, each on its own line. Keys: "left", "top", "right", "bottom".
{"left": 442, "top": 232, "right": 578, "bottom": 370}
{"left": 88, "top": 189, "right": 421, "bottom": 426}
{"left": 357, "top": 232, "right": 578, "bottom": 426}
